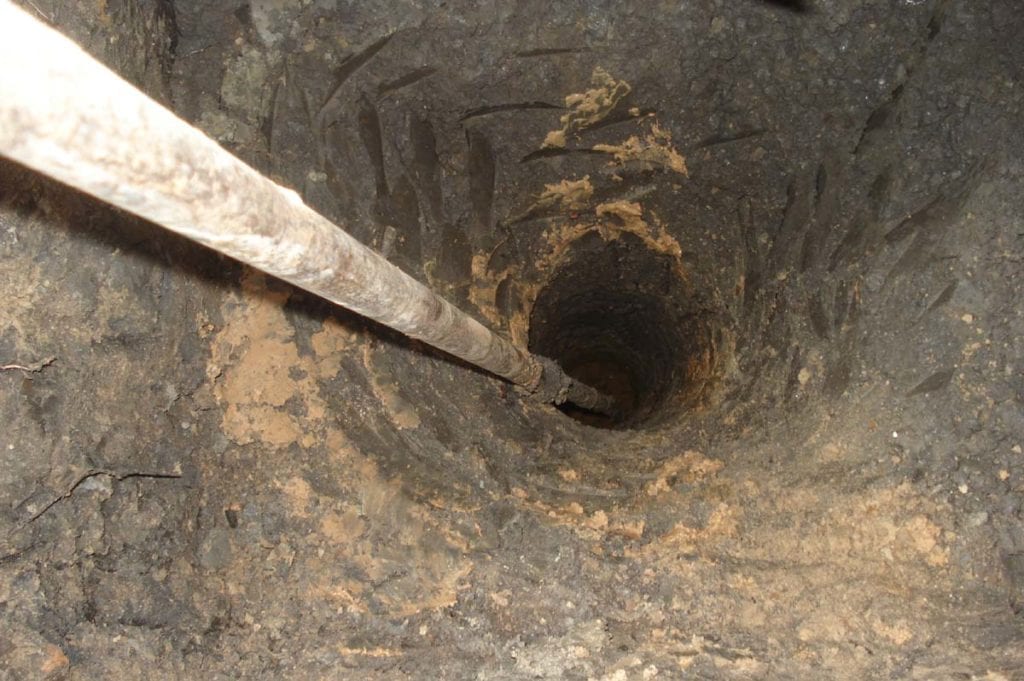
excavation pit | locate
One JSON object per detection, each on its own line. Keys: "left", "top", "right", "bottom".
{"left": 1, "top": 1, "right": 1022, "bottom": 678}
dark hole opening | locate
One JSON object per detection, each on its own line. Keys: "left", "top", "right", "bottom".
{"left": 528, "top": 231, "right": 712, "bottom": 429}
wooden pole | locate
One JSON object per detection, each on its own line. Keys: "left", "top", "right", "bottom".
{"left": 0, "top": 1, "right": 615, "bottom": 415}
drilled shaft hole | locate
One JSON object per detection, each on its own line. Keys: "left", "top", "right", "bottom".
{"left": 528, "top": 232, "right": 715, "bottom": 429}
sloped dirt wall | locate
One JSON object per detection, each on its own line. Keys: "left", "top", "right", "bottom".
{"left": 1, "top": 1, "right": 1022, "bottom": 678}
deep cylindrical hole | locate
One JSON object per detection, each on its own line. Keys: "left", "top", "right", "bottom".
{"left": 528, "top": 232, "right": 713, "bottom": 429}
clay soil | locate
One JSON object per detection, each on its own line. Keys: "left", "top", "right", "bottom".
{"left": 2, "top": 1, "right": 1023, "bottom": 679}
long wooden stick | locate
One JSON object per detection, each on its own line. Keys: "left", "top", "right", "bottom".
{"left": 0, "top": 1, "right": 614, "bottom": 414}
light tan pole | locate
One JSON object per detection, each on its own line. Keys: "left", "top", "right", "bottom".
{"left": 0, "top": 1, "right": 614, "bottom": 415}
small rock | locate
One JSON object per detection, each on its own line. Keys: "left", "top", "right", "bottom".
{"left": 198, "top": 527, "right": 233, "bottom": 570}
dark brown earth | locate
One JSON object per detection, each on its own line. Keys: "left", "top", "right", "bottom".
{"left": 2, "top": 0, "right": 1023, "bottom": 678}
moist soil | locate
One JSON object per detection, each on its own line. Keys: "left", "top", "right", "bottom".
{"left": 2, "top": 0, "right": 1023, "bottom": 678}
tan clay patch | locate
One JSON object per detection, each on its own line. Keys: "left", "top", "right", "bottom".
{"left": 206, "top": 270, "right": 471, "bottom": 618}
{"left": 594, "top": 122, "right": 688, "bottom": 176}
{"left": 208, "top": 271, "right": 354, "bottom": 448}
{"left": 537, "top": 176, "right": 595, "bottom": 211}
{"left": 645, "top": 451, "right": 725, "bottom": 496}
{"left": 542, "top": 67, "right": 632, "bottom": 148}
{"left": 40, "top": 645, "right": 69, "bottom": 675}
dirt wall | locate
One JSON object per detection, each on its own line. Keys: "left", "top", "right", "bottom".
{"left": 1, "top": 1, "right": 1022, "bottom": 678}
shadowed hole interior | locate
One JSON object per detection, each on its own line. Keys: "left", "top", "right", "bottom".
{"left": 528, "top": 231, "right": 716, "bottom": 429}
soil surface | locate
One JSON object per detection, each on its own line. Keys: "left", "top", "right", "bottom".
{"left": 2, "top": 0, "right": 1023, "bottom": 679}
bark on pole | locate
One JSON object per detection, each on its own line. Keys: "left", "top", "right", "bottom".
{"left": 0, "top": 1, "right": 614, "bottom": 415}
